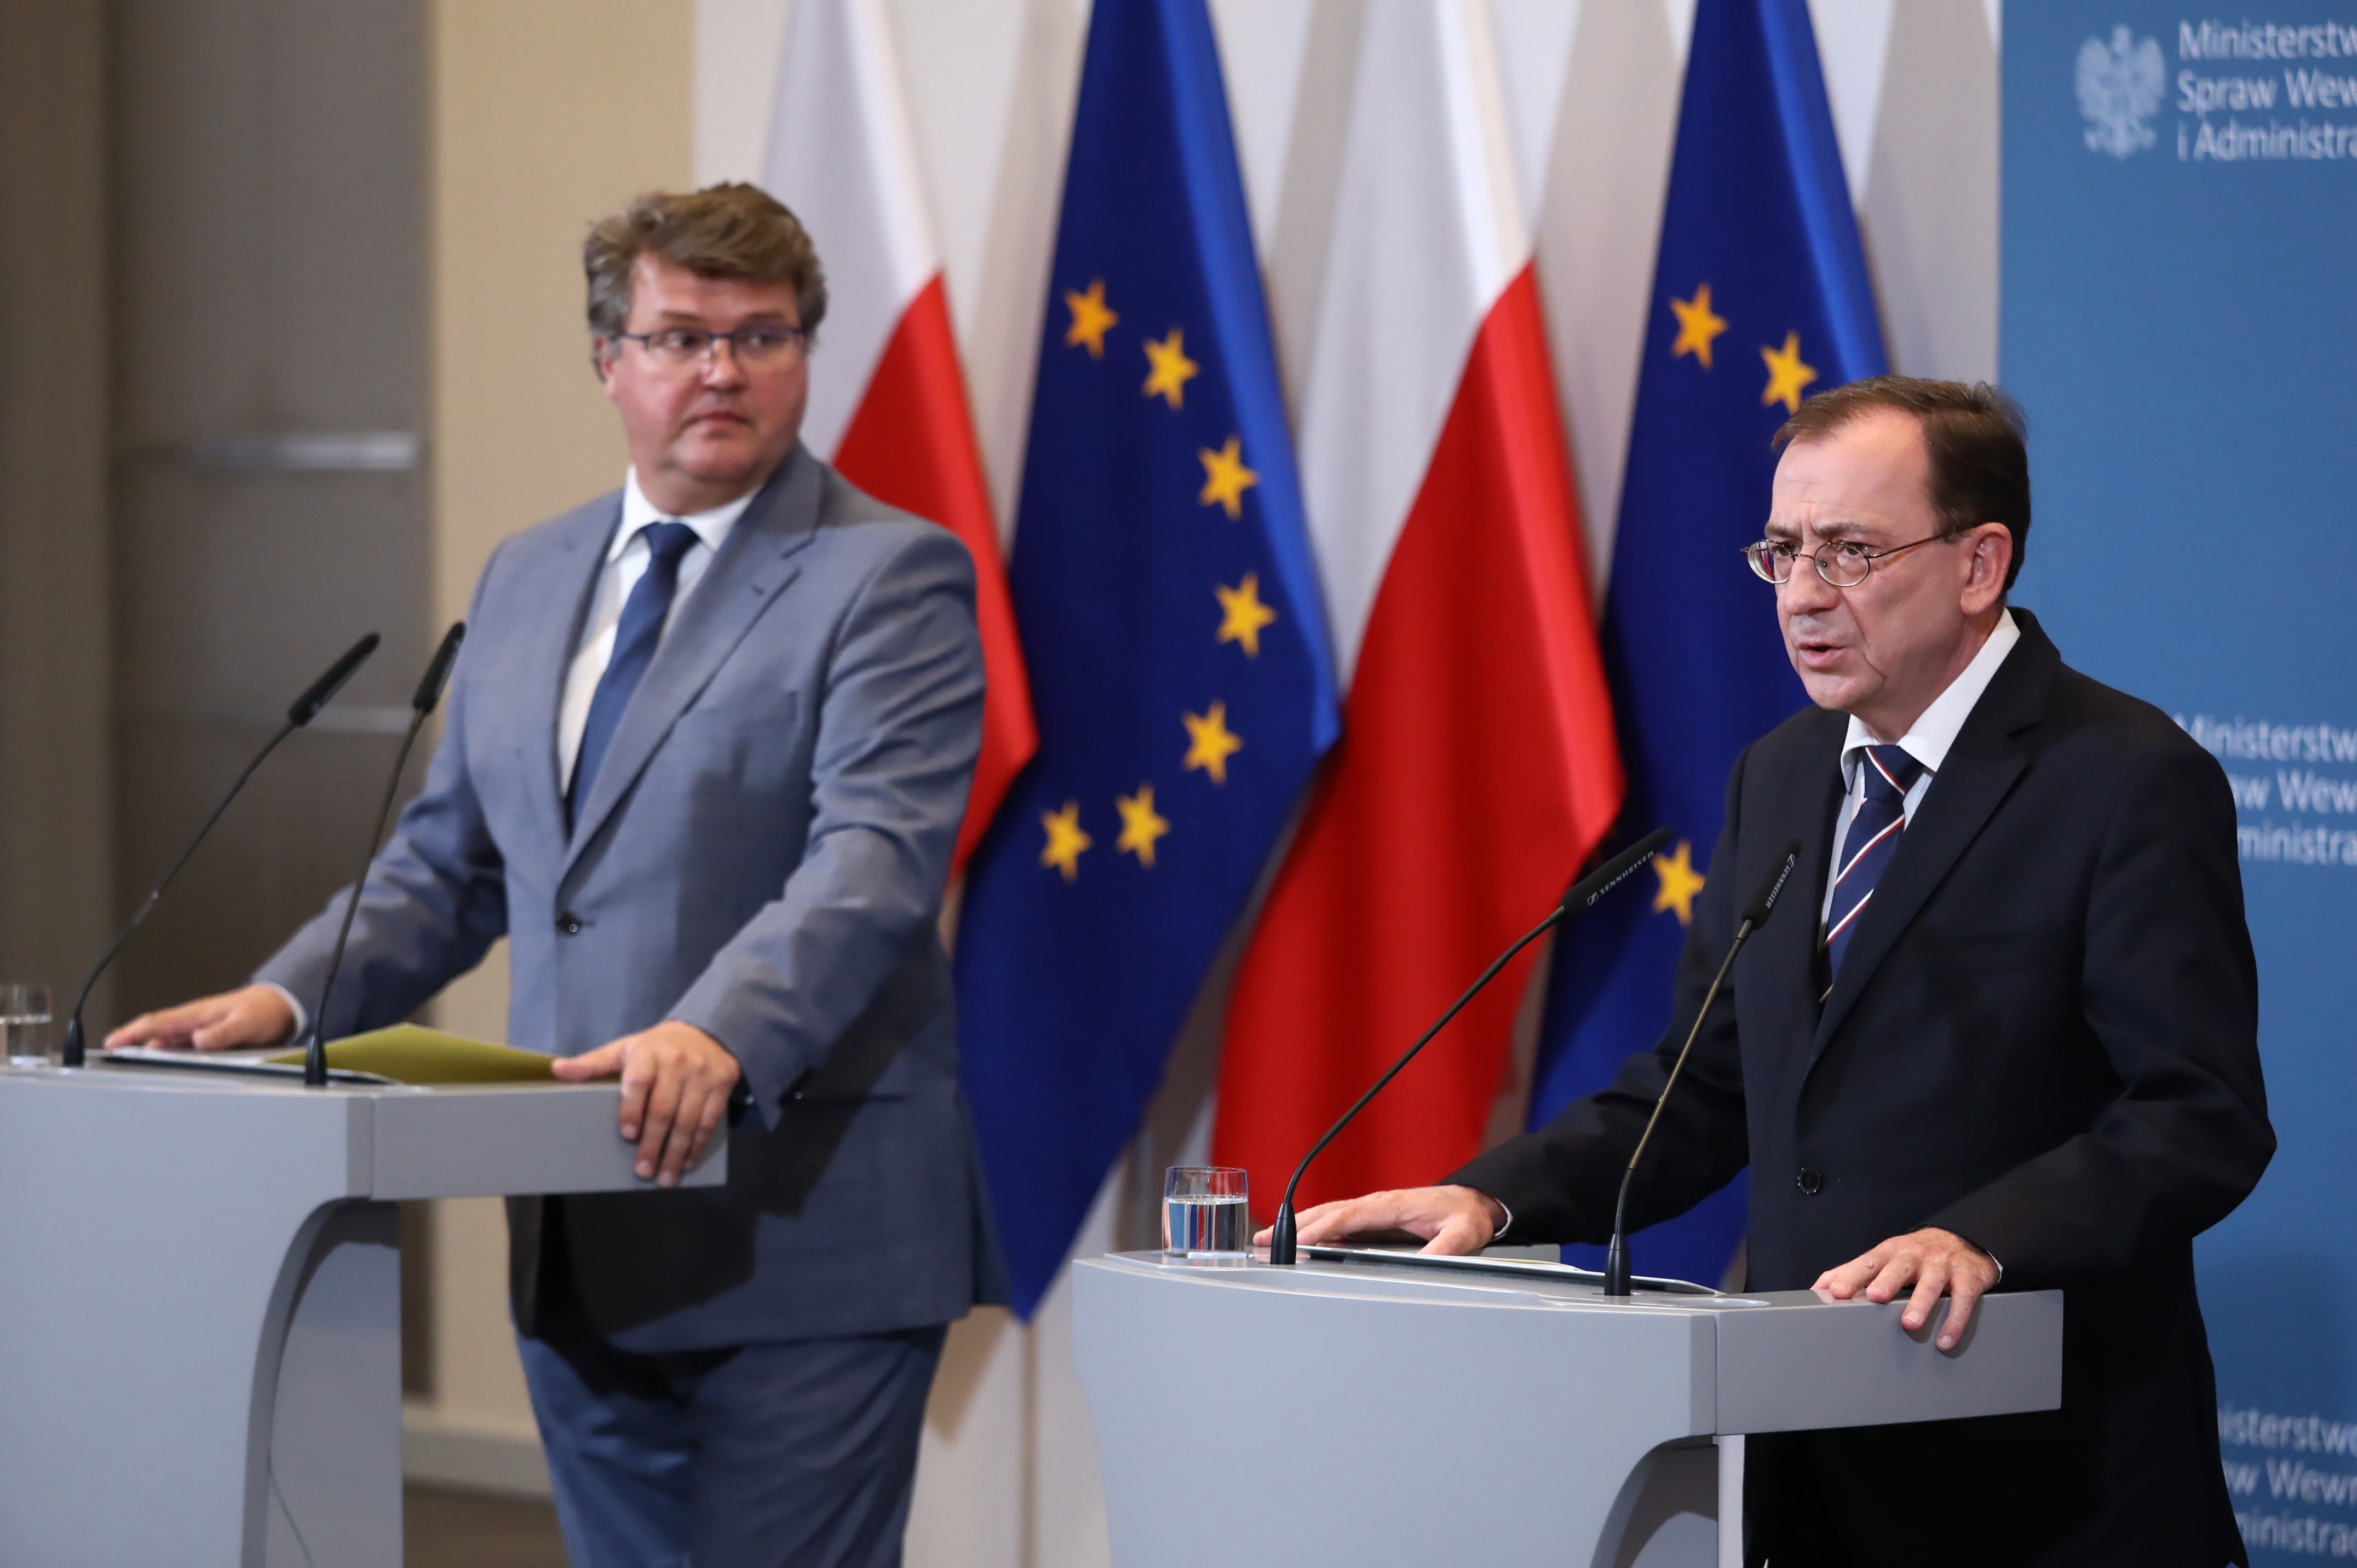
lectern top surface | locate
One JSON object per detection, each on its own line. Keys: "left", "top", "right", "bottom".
{"left": 1094, "top": 1250, "right": 1794, "bottom": 1315}
{"left": 1, "top": 1059, "right": 423, "bottom": 1096}
{"left": 5, "top": 1058, "right": 614, "bottom": 1103}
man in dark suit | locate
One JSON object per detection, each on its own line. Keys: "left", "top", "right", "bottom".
{"left": 1284, "top": 377, "right": 2273, "bottom": 1566}
{"left": 109, "top": 185, "right": 998, "bottom": 1567}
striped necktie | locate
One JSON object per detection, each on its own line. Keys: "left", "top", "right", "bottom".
{"left": 567, "top": 520, "right": 699, "bottom": 831}
{"left": 1823, "top": 742, "right": 1925, "bottom": 985}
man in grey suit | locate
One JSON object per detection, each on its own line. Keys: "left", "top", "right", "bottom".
{"left": 109, "top": 183, "right": 999, "bottom": 1567}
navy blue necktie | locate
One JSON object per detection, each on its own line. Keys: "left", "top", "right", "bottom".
{"left": 1823, "top": 743, "right": 1925, "bottom": 985}
{"left": 567, "top": 521, "right": 699, "bottom": 831}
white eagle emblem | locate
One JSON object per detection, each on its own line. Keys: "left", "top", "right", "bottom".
{"left": 2077, "top": 26, "right": 2164, "bottom": 158}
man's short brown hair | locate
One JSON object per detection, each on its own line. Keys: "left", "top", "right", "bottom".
{"left": 583, "top": 183, "right": 827, "bottom": 344}
{"left": 1773, "top": 375, "right": 2031, "bottom": 589}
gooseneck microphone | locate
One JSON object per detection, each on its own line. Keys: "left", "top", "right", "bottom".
{"left": 306, "top": 622, "right": 465, "bottom": 1087}
{"left": 61, "top": 633, "right": 382, "bottom": 1068}
{"left": 1267, "top": 828, "right": 1674, "bottom": 1266}
{"left": 1601, "top": 839, "right": 1800, "bottom": 1297}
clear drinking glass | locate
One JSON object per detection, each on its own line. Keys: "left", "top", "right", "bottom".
{"left": 1163, "top": 1166, "right": 1250, "bottom": 1259}
{"left": 2, "top": 983, "right": 53, "bottom": 1067}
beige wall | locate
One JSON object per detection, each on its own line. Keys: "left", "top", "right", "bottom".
{"left": 429, "top": 0, "right": 695, "bottom": 624}
{"left": 413, "top": 0, "right": 694, "bottom": 1460}
{"left": 0, "top": 1, "right": 111, "bottom": 1005}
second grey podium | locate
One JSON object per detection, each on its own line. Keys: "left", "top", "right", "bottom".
{"left": 1076, "top": 1246, "right": 2062, "bottom": 1567}
{"left": 0, "top": 1058, "right": 724, "bottom": 1567}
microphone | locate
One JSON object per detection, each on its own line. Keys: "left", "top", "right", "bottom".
{"left": 306, "top": 622, "right": 465, "bottom": 1086}
{"left": 289, "top": 635, "right": 385, "bottom": 727}
{"left": 61, "top": 633, "right": 381, "bottom": 1068}
{"left": 1600, "top": 839, "right": 1801, "bottom": 1297}
{"left": 1267, "top": 827, "right": 1674, "bottom": 1266}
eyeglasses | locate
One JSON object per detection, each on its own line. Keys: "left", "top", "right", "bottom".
{"left": 609, "top": 324, "right": 808, "bottom": 370}
{"left": 1741, "top": 532, "right": 1956, "bottom": 588}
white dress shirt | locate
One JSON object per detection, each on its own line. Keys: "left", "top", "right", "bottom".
{"left": 1820, "top": 608, "right": 2021, "bottom": 926}
{"left": 555, "top": 469, "right": 755, "bottom": 789}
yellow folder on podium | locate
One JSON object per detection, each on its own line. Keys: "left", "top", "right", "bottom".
{"left": 263, "top": 1026, "right": 556, "bottom": 1086}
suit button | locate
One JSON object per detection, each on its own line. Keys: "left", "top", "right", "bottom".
{"left": 555, "top": 913, "right": 583, "bottom": 936}
{"left": 1796, "top": 1167, "right": 1824, "bottom": 1196}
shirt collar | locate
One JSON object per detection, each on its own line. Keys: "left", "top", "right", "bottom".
{"left": 1840, "top": 607, "right": 2021, "bottom": 781}
{"left": 610, "top": 467, "right": 757, "bottom": 563}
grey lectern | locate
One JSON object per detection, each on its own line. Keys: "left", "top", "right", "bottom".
{"left": 0, "top": 1060, "right": 724, "bottom": 1567}
{"left": 1075, "top": 1248, "right": 2061, "bottom": 1568}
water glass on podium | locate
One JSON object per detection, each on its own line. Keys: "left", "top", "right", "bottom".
{"left": 1163, "top": 1166, "right": 1250, "bottom": 1261}
{"left": 3, "top": 984, "right": 53, "bottom": 1067}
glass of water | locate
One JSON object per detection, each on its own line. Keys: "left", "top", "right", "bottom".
{"left": 3, "top": 983, "right": 53, "bottom": 1068}
{"left": 1163, "top": 1166, "right": 1250, "bottom": 1260}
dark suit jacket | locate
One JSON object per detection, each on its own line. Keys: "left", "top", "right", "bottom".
{"left": 259, "top": 448, "right": 1008, "bottom": 1352}
{"left": 1453, "top": 609, "right": 2272, "bottom": 1567}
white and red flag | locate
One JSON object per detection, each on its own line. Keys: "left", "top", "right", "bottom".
{"left": 1212, "top": 1, "right": 1624, "bottom": 1208}
{"left": 765, "top": 0, "right": 1036, "bottom": 872}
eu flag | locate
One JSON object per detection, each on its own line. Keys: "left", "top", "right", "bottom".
{"left": 1528, "top": 0, "right": 1887, "bottom": 1287}
{"left": 954, "top": 0, "right": 1337, "bottom": 1317}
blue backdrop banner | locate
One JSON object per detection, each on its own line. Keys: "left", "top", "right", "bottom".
{"left": 2004, "top": 7, "right": 2357, "bottom": 1561}
{"left": 1529, "top": 0, "right": 1885, "bottom": 1290}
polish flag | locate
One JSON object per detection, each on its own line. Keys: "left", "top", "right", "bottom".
{"left": 1212, "top": 2, "right": 1623, "bottom": 1209}
{"left": 766, "top": 0, "right": 1036, "bottom": 872}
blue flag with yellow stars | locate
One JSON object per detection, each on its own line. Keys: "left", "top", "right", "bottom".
{"left": 953, "top": 0, "right": 1337, "bottom": 1318}
{"left": 1527, "top": 0, "right": 1887, "bottom": 1288}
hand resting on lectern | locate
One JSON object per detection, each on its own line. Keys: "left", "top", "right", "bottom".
{"left": 1252, "top": 1184, "right": 1510, "bottom": 1256}
{"left": 1812, "top": 1226, "right": 1999, "bottom": 1352}
{"left": 551, "top": 1021, "right": 740, "bottom": 1189}
{"left": 107, "top": 984, "right": 297, "bottom": 1053}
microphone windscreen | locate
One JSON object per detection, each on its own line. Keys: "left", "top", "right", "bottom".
{"left": 1562, "top": 826, "right": 1675, "bottom": 915}
{"left": 288, "top": 632, "right": 382, "bottom": 727}
{"left": 1741, "top": 840, "right": 1803, "bottom": 928}
{"left": 412, "top": 622, "right": 466, "bottom": 714}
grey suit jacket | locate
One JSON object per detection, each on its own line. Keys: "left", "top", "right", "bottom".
{"left": 256, "top": 446, "right": 1005, "bottom": 1350}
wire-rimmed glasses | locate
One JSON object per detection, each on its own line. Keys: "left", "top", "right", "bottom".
{"left": 1741, "top": 532, "right": 1956, "bottom": 588}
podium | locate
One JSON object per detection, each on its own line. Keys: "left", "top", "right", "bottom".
{"left": 1075, "top": 1247, "right": 2062, "bottom": 1568}
{"left": 0, "top": 1059, "right": 725, "bottom": 1567}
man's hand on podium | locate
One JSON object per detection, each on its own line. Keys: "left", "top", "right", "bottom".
{"left": 106, "top": 985, "right": 297, "bottom": 1053}
{"left": 553, "top": 1021, "right": 741, "bottom": 1188}
{"left": 1252, "top": 1185, "right": 1509, "bottom": 1256}
{"left": 1813, "top": 1227, "right": 2000, "bottom": 1352}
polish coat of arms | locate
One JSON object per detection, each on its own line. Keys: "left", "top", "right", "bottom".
{"left": 2077, "top": 26, "right": 2165, "bottom": 158}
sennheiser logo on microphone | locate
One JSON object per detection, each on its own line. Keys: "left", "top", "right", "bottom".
{"left": 1578, "top": 830, "right": 1673, "bottom": 909}
{"left": 1584, "top": 854, "right": 1655, "bottom": 906}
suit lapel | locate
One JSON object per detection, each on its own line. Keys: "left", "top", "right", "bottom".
{"left": 1809, "top": 614, "right": 2060, "bottom": 1056}
{"left": 518, "top": 499, "right": 616, "bottom": 871}
{"left": 560, "top": 448, "right": 821, "bottom": 881}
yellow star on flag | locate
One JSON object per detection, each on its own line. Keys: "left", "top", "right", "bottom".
{"left": 1197, "top": 435, "right": 1257, "bottom": 520}
{"left": 1113, "top": 785, "right": 1171, "bottom": 867}
{"left": 1063, "top": 280, "right": 1118, "bottom": 359}
{"left": 1141, "top": 328, "right": 1199, "bottom": 408}
{"left": 1181, "top": 702, "right": 1243, "bottom": 785}
{"left": 1759, "top": 330, "right": 1818, "bottom": 414}
{"left": 1669, "top": 283, "right": 1729, "bottom": 369}
{"left": 1652, "top": 839, "right": 1706, "bottom": 926}
{"left": 1213, "top": 574, "right": 1278, "bottom": 657}
{"left": 1039, "top": 800, "right": 1091, "bottom": 881}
